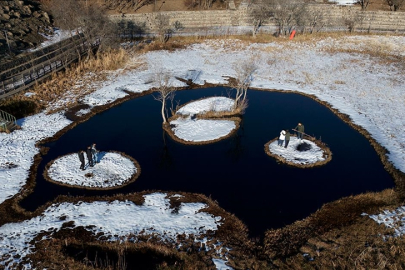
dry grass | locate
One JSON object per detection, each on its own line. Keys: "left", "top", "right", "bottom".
{"left": 264, "top": 189, "right": 399, "bottom": 260}
{"left": 272, "top": 210, "right": 405, "bottom": 269}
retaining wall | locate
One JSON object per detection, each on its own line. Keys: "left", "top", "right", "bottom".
{"left": 110, "top": 4, "right": 405, "bottom": 35}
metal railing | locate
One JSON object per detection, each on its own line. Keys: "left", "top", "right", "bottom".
{"left": 0, "top": 109, "right": 17, "bottom": 132}
{"left": 0, "top": 36, "right": 100, "bottom": 100}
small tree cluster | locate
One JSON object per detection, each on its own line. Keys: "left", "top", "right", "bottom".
{"left": 45, "top": 0, "right": 119, "bottom": 51}
{"left": 154, "top": 13, "right": 183, "bottom": 43}
{"left": 250, "top": 0, "right": 307, "bottom": 36}
{"left": 357, "top": 0, "right": 370, "bottom": 10}
{"left": 231, "top": 59, "right": 257, "bottom": 113}
{"left": 386, "top": 0, "right": 405, "bottom": 11}
{"left": 249, "top": 0, "right": 272, "bottom": 37}
{"left": 184, "top": 0, "right": 219, "bottom": 10}
{"left": 102, "top": 0, "right": 153, "bottom": 12}
{"left": 295, "top": 6, "right": 325, "bottom": 34}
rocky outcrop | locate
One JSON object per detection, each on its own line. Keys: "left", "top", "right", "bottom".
{"left": 0, "top": 0, "right": 53, "bottom": 57}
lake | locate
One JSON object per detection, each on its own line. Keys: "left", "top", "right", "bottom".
{"left": 21, "top": 87, "right": 393, "bottom": 238}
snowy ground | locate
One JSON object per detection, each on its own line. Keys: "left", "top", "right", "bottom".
{"left": 267, "top": 137, "right": 328, "bottom": 166}
{"left": 28, "top": 29, "right": 75, "bottom": 52}
{"left": 328, "top": 0, "right": 356, "bottom": 5}
{"left": 0, "top": 112, "right": 71, "bottom": 204}
{"left": 170, "top": 117, "right": 237, "bottom": 142}
{"left": 176, "top": 96, "right": 235, "bottom": 116}
{"left": 0, "top": 193, "right": 223, "bottom": 269}
{"left": 170, "top": 97, "right": 238, "bottom": 143}
{"left": 46, "top": 152, "right": 138, "bottom": 189}
{"left": 1, "top": 34, "right": 405, "bottom": 266}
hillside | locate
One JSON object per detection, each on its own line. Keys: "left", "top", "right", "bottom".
{"left": 0, "top": 0, "right": 53, "bottom": 56}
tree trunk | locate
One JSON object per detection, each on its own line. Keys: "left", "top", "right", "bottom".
{"left": 161, "top": 99, "right": 167, "bottom": 123}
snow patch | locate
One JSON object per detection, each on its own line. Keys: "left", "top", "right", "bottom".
{"left": 368, "top": 206, "right": 405, "bottom": 237}
{"left": 177, "top": 97, "right": 235, "bottom": 116}
{"left": 170, "top": 117, "right": 236, "bottom": 142}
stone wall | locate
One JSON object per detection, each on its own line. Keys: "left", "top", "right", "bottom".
{"left": 110, "top": 4, "right": 405, "bottom": 35}
{"left": 0, "top": 0, "right": 53, "bottom": 56}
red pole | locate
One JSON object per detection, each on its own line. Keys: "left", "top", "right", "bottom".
{"left": 289, "top": 30, "right": 296, "bottom": 40}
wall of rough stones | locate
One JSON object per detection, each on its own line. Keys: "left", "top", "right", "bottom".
{"left": 110, "top": 4, "right": 405, "bottom": 35}
{"left": 0, "top": 0, "right": 53, "bottom": 56}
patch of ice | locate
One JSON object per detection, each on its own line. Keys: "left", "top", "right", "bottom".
{"left": 213, "top": 258, "right": 234, "bottom": 270}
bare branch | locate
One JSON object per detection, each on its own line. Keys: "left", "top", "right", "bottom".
{"left": 231, "top": 57, "right": 257, "bottom": 112}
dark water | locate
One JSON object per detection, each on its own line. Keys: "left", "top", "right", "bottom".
{"left": 21, "top": 87, "right": 393, "bottom": 238}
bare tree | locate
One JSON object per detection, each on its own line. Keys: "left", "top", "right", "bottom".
{"left": 183, "top": 0, "right": 217, "bottom": 10}
{"left": 153, "top": 72, "right": 176, "bottom": 125}
{"left": 295, "top": 6, "right": 325, "bottom": 34}
{"left": 102, "top": 0, "right": 154, "bottom": 13}
{"left": 357, "top": 0, "right": 370, "bottom": 10}
{"left": 344, "top": 11, "right": 366, "bottom": 33}
{"left": 249, "top": 0, "right": 271, "bottom": 37}
{"left": 231, "top": 58, "right": 257, "bottom": 113}
{"left": 154, "top": 13, "right": 183, "bottom": 43}
{"left": 265, "top": 0, "right": 307, "bottom": 36}
{"left": 386, "top": 0, "right": 405, "bottom": 11}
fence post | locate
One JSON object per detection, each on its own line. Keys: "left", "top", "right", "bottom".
{"left": 1, "top": 81, "right": 4, "bottom": 95}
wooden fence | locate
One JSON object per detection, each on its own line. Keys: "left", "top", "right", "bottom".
{"left": 0, "top": 36, "right": 100, "bottom": 100}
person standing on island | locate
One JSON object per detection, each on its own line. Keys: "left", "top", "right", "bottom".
{"left": 91, "top": 143, "right": 98, "bottom": 164}
{"left": 295, "top": 122, "right": 305, "bottom": 140}
{"left": 278, "top": 130, "right": 286, "bottom": 147}
{"left": 284, "top": 130, "right": 290, "bottom": 148}
{"left": 78, "top": 150, "right": 85, "bottom": 170}
{"left": 86, "top": 146, "right": 93, "bottom": 167}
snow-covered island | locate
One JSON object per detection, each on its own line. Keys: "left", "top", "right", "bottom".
{"left": 167, "top": 97, "right": 242, "bottom": 144}
{"left": 265, "top": 137, "right": 332, "bottom": 168}
{"left": 44, "top": 151, "right": 140, "bottom": 190}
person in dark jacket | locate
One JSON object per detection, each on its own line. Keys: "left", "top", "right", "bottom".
{"left": 78, "top": 150, "right": 85, "bottom": 170}
{"left": 295, "top": 122, "right": 305, "bottom": 140}
{"left": 86, "top": 146, "right": 93, "bottom": 167}
{"left": 284, "top": 130, "right": 290, "bottom": 148}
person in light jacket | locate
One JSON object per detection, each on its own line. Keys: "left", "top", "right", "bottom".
{"left": 278, "top": 130, "right": 286, "bottom": 146}
{"left": 284, "top": 130, "right": 290, "bottom": 148}
{"left": 91, "top": 143, "right": 98, "bottom": 164}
